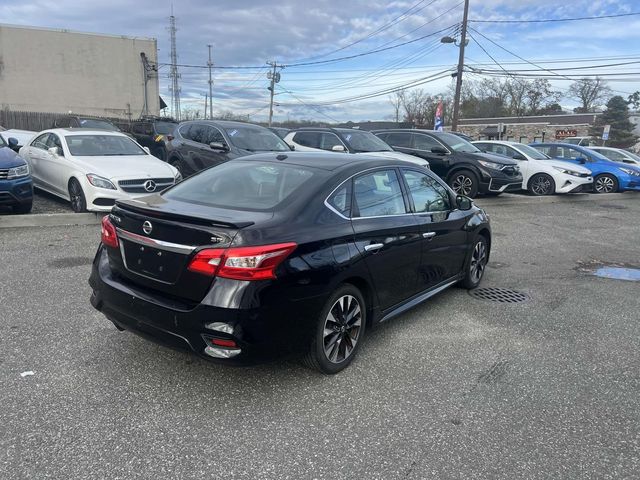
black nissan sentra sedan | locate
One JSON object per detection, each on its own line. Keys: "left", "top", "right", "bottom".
{"left": 89, "top": 152, "right": 491, "bottom": 373}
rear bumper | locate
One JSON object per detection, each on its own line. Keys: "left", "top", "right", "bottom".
{"left": 0, "top": 177, "right": 33, "bottom": 206}
{"left": 88, "top": 246, "right": 325, "bottom": 363}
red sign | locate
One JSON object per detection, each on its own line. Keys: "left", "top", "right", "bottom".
{"left": 556, "top": 129, "right": 578, "bottom": 139}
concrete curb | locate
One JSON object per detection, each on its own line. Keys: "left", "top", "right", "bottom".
{"left": 0, "top": 212, "right": 102, "bottom": 229}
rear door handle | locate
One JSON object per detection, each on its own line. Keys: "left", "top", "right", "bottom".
{"left": 364, "top": 243, "right": 384, "bottom": 252}
{"left": 422, "top": 232, "right": 436, "bottom": 240}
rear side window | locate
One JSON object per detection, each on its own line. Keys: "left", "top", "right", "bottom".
{"left": 163, "top": 162, "right": 316, "bottom": 211}
{"left": 293, "top": 132, "right": 320, "bottom": 148}
{"left": 353, "top": 169, "right": 406, "bottom": 217}
{"left": 319, "top": 133, "right": 344, "bottom": 151}
{"left": 384, "top": 132, "right": 412, "bottom": 148}
{"left": 532, "top": 145, "right": 552, "bottom": 156}
{"left": 327, "top": 183, "right": 352, "bottom": 217}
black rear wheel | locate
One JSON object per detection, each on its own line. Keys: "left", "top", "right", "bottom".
{"left": 448, "top": 169, "right": 479, "bottom": 198}
{"left": 68, "top": 178, "right": 87, "bottom": 213}
{"left": 303, "top": 284, "right": 366, "bottom": 374}
{"left": 13, "top": 201, "right": 33, "bottom": 214}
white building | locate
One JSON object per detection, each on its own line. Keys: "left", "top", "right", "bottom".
{"left": 0, "top": 24, "right": 159, "bottom": 119}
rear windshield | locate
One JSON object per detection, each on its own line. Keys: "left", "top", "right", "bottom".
{"left": 78, "top": 119, "right": 120, "bottom": 131}
{"left": 163, "top": 161, "right": 316, "bottom": 210}
{"left": 155, "top": 122, "right": 176, "bottom": 134}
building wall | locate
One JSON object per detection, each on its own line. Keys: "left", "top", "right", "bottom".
{"left": 0, "top": 24, "right": 159, "bottom": 119}
{"left": 455, "top": 122, "right": 592, "bottom": 143}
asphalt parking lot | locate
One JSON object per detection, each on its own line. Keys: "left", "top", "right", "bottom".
{"left": 1, "top": 193, "right": 639, "bottom": 479}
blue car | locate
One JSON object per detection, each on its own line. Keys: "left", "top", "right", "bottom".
{"left": 0, "top": 135, "right": 33, "bottom": 213}
{"left": 530, "top": 142, "right": 640, "bottom": 193}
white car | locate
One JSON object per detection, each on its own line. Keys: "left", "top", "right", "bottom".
{"left": 0, "top": 129, "right": 37, "bottom": 150}
{"left": 588, "top": 147, "right": 640, "bottom": 167}
{"left": 283, "top": 128, "right": 429, "bottom": 168}
{"left": 473, "top": 140, "right": 593, "bottom": 195}
{"left": 19, "top": 129, "right": 181, "bottom": 212}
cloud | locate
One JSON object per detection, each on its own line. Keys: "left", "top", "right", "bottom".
{"left": 1, "top": 0, "right": 639, "bottom": 122}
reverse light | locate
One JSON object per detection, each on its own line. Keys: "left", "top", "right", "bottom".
{"left": 187, "top": 243, "right": 297, "bottom": 280}
{"left": 101, "top": 215, "right": 119, "bottom": 248}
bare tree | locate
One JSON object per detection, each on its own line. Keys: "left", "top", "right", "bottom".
{"left": 400, "top": 89, "right": 431, "bottom": 126}
{"left": 526, "top": 79, "right": 561, "bottom": 114}
{"left": 568, "top": 77, "right": 612, "bottom": 113}
{"left": 389, "top": 91, "right": 403, "bottom": 124}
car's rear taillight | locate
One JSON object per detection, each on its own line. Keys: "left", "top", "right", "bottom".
{"left": 187, "top": 243, "right": 297, "bottom": 280}
{"left": 101, "top": 215, "right": 119, "bottom": 248}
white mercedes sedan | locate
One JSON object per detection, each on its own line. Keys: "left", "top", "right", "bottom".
{"left": 19, "top": 129, "right": 181, "bottom": 212}
{"left": 473, "top": 140, "right": 593, "bottom": 196}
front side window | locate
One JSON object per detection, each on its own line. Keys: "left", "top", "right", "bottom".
{"left": 413, "top": 134, "right": 442, "bottom": 151}
{"left": 65, "top": 135, "right": 146, "bottom": 156}
{"left": 46, "top": 134, "right": 64, "bottom": 154}
{"left": 556, "top": 146, "right": 582, "bottom": 160}
{"left": 435, "top": 132, "right": 481, "bottom": 153}
{"left": 319, "top": 133, "right": 344, "bottom": 151}
{"left": 402, "top": 170, "right": 450, "bottom": 213}
{"left": 31, "top": 133, "right": 50, "bottom": 150}
{"left": 353, "top": 169, "right": 406, "bottom": 217}
{"left": 340, "top": 130, "right": 392, "bottom": 152}
{"left": 187, "top": 124, "right": 208, "bottom": 144}
{"left": 203, "top": 126, "right": 225, "bottom": 145}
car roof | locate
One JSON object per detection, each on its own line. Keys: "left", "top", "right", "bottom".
{"left": 180, "top": 120, "right": 267, "bottom": 128}
{"left": 235, "top": 151, "right": 421, "bottom": 172}
{"left": 48, "top": 128, "right": 128, "bottom": 136}
{"left": 474, "top": 140, "right": 520, "bottom": 146}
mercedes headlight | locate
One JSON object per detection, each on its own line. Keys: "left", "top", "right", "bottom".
{"left": 86, "top": 174, "right": 116, "bottom": 190}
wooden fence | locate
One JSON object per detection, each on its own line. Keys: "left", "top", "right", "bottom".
{"left": 0, "top": 110, "right": 124, "bottom": 132}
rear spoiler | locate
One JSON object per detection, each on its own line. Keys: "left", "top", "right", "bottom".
{"left": 114, "top": 199, "right": 254, "bottom": 229}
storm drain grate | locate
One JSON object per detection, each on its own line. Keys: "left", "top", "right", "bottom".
{"left": 468, "top": 287, "right": 529, "bottom": 304}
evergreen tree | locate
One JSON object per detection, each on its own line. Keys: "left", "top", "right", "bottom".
{"left": 590, "top": 96, "right": 637, "bottom": 148}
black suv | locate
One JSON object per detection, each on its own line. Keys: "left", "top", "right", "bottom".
{"left": 165, "top": 120, "right": 290, "bottom": 177}
{"left": 126, "top": 118, "right": 177, "bottom": 160}
{"left": 373, "top": 130, "right": 522, "bottom": 197}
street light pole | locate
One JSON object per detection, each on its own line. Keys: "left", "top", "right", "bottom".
{"left": 451, "top": 0, "right": 470, "bottom": 131}
{"left": 207, "top": 44, "right": 214, "bottom": 120}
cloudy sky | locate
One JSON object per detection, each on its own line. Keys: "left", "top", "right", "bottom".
{"left": 2, "top": 0, "right": 640, "bottom": 122}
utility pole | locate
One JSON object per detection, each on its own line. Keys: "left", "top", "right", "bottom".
{"left": 266, "top": 61, "right": 282, "bottom": 127}
{"left": 203, "top": 93, "right": 208, "bottom": 120}
{"left": 451, "top": 0, "right": 469, "bottom": 131}
{"left": 207, "top": 44, "right": 214, "bottom": 120}
{"left": 168, "top": 10, "right": 181, "bottom": 120}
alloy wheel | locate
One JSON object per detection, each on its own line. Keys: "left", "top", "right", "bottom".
{"left": 595, "top": 175, "right": 615, "bottom": 193}
{"left": 323, "top": 295, "right": 362, "bottom": 364}
{"left": 452, "top": 175, "right": 474, "bottom": 196}
{"left": 69, "top": 180, "right": 85, "bottom": 212}
{"left": 470, "top": 241, "right": 487, "bottom": 283}
{"left": 531, "top": 175, "right": 552, "bottom": 195}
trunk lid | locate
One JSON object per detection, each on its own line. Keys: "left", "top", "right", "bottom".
{"left": 107, "top": 195, "right": 263, "bottom": 302}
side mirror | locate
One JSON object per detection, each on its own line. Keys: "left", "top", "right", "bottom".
{"left": 289, "top": 144, "right": 295, "bottom": 151}
{"left": 8, "top": 137, "right": 19, "bottom": 148}
{"left": 47, "top": 146, "right": 61, "bottom": 156}
{"left": 142, "top": 146, "right": 151, "bottom": 154}
{"left": 431, "top": 146, "right": 448, "bottom": 155}
{"left": 577, "top": 157, "right": 587, "bottom": 164}
{"left": 456, "top": 195, "right": 472, "bottom": 211}
{"left": 210, "top": 142, "right": 229, "bottom": 151}
{"left": 512, "top": 153, "right": 526, "bottom": 160}
{"left": 331, "top": 145, "right": 346, "bottom": 152}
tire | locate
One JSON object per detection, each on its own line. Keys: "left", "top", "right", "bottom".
{"left": 593, "top": 174, "right": 619, "bottom": 194}
{"left": 68, "top": 178, "right": 87, "bottom": 213}
{"left": 448, "top": 169, "right": 479, "bottom": 198}
{"left": 461, "top": 236, "right": 489, "bottom": 289}
{"left": 303, "top": 284, "right": 366, "bottom": 374}
{"left": 13, "top": 201, "right": 33, "bottom": 214}
{"left": 170, "top": 157, "right": 188, "bottom": 178}
{"left": 528, "top": 173, "right": 556, "bottom": 196}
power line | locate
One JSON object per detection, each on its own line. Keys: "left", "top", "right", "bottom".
{"left": 276, "top": 85, "right": 342, "bottom": 123}
{"left": 469, "top": 11, "right": 640, "bottom": 24}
